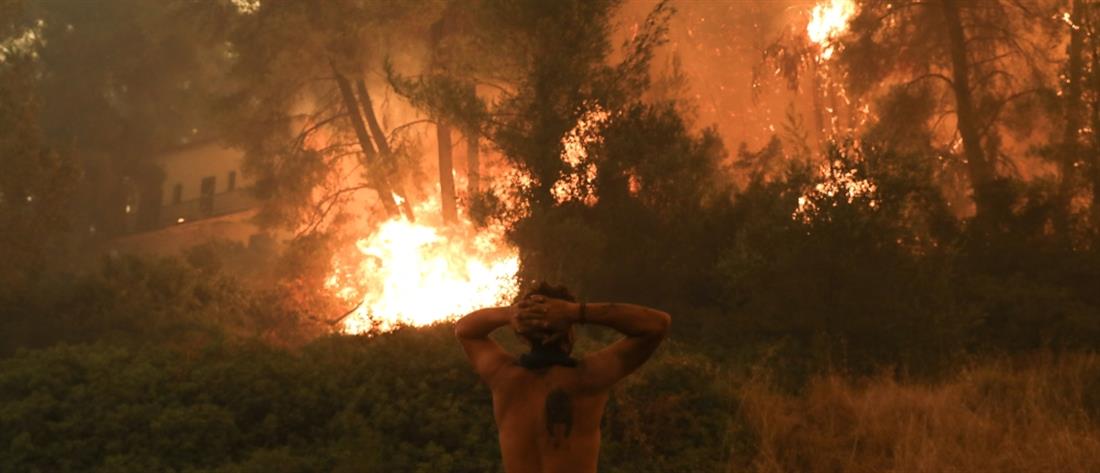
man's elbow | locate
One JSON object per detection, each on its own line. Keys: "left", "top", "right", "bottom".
{"left": 454, "top": 309, "right": 488, "bottom": 339}
{"left": 454, "top": 311, "right": 475, "bottom": 339}
{"left": 650, "top": 310, "right": 671, "bottom": 339}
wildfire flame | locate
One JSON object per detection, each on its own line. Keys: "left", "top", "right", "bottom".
{"left": 326, "top": 104, "right": 613, "bottom": 334}
{"left": 807, "top": 0, "right": 857, "bottom": 61}
{"left": 328, "top": 198, "right": 520, "bottom": 334}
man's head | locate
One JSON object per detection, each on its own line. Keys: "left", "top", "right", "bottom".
{"left": 516, "top": 281, "right": 576, "bottom": 355}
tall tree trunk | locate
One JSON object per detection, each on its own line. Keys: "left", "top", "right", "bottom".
{"left": 427, "top": 15, "right": 459, "bottom": 224}
{"left": 355, "top": 80, "right": 416, "bottom": 222}
{"left": 437, "top": 122, "right": 458, "bottom": 223}
{"left": 465, "top": 82, "right": 481, "bottom": 198}
{"left": 467, "top": 130, "right": 480, "bottom": 197}
{"left": 1090, "top": 25, "right": 1100, "bottom": 237}
{"left": 331, "top": 65, "right": 400, "bottom": 218}
{"left": 941, "top": 0, "right": 996, "bottom": 222}
{"left": 1058, "top": 0, "right": 1085, "bottom": 240}
{"left": 811, "top": 61, "right": 826, "bottom": 148}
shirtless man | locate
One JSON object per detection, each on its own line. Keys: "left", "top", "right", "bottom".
{"left": 455, "top": 284, "right": 671, "bottom": 473}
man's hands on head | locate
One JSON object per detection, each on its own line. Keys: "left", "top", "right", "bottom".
{"left": 512, "top": 295, "right": 578, "bottom": 343}
{"left": 457, "top": 298, "right": 670, "bottom": 392}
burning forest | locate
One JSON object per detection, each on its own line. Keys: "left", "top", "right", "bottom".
{"left": 5, "top": 0, "right": 1100, "bottom": 471}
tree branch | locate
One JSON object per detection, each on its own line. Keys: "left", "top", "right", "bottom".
{"left": 904, "top": 72, "right": 955, "bottom": 89}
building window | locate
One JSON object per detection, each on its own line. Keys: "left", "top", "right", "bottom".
{"left": 172, "top": 183, "right": 182, "bottom": 204}
{"left": 200, "top": 176, "right": 216, "bottom": 215}
{"left": 228, "top": 171, "right": 237, "bottom": 191}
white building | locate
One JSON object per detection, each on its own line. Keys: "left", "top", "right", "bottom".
{"left": 155, "top": 141, "right": 256, "bottom": 226}
{"left": 110, "top": 141, "right": 264, "bottom": 255}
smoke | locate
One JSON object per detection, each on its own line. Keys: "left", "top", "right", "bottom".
{"left": 618, "top": 0, "right": 825, "bottom": 151}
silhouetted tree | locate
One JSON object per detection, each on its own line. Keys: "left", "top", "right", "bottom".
{"left": 184, "top": 0, "right": 435, "bottom": 233}
{"left": 842, "top": 0, "right": 1060, "bottom": 226}
{"left": 0, "top": 1, "right": 75, "bottom": 287}
{"left": 24, "top": 0, "right": 231, "bottom": 236}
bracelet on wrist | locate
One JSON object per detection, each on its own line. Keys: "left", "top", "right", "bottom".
{"left": 578, "top": 302, "right": 587, "bottom": 324}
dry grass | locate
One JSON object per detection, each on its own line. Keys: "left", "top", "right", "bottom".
{"left": 735, "top": 354, "right": 1100, "bottom": 473}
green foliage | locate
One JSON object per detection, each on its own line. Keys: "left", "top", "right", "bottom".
{"left": 0, "top": 327, "right": 745, "bottom": 472}
{"left": 477, "top": 0, "right": 669, "bottom": 208}
{"left": 511, "top": 101, "right": 733, "bottom": 307}
{"left": 716, "top": 144, "right": 960, "bottom": 376}
{"left": 0, "top": 254, "right": 324, "bottom": 356}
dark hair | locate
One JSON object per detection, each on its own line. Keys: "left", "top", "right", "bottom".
{"left": 523, "top": 281, "right": 576, "bottom": 303}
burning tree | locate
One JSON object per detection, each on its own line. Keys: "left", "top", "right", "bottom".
{"left": 1049, "top": 0, "right": 1100, "bottom": 243}
{"left": 187, "top": 0, "right": 575, "bottom": 333}
{"left": 313, "top": 0, "right": 701, "bottom": 329}
{"left": 753, "top": 0, "right": 865, "bottom": 154}
{"left": 189, "top": 0, "right": 434, "bottom": 233}
{"left": 838, "top": 0, "right": 1061, "bottom": 225}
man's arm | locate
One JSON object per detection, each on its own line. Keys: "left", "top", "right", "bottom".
{"left": 577, "top": 303, "right": 670, "bottom": 390}
{"left": 455, "top": 306, "right": 516, "bottom": 385}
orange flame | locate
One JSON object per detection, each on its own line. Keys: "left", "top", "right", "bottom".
{"left": 807, "top": 0, "right": 857, "bottom": 61}
{"left": 328, "top": 198, "right": 519, "bottom": 333}
{"left": 326, "top": 104, "right": 614, "bottom": 333}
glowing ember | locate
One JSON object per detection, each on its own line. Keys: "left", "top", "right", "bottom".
{"left": 1058, "top": 11, "right": 1081, "bottom": 31}
{"left": 0, "top": 20, "right": 45, "bottom": 64}
{"left": 807, "top": 0, "right": 857, "bottom": 61}
{"left": 794, "top": 153, "right": 879, "bottom": 223}
{"left": 230, "top": 0, "right": 261, "bottom": 15}
{"left": 553, "top": 104, "right": 610, "bottom": 205}
{"left": 328, "top": 198, "right": 519, "bottom": 333}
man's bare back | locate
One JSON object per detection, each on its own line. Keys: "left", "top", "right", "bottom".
{"left": 491, "top": 364, "right": 608, "bottom": 472}
{"left": 455, "top": 285, "right": 670, "bottom": 473}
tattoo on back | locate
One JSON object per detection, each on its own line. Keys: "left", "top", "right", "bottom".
{"left": 545, "top": 389, "right": 573, "bottom": 441}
